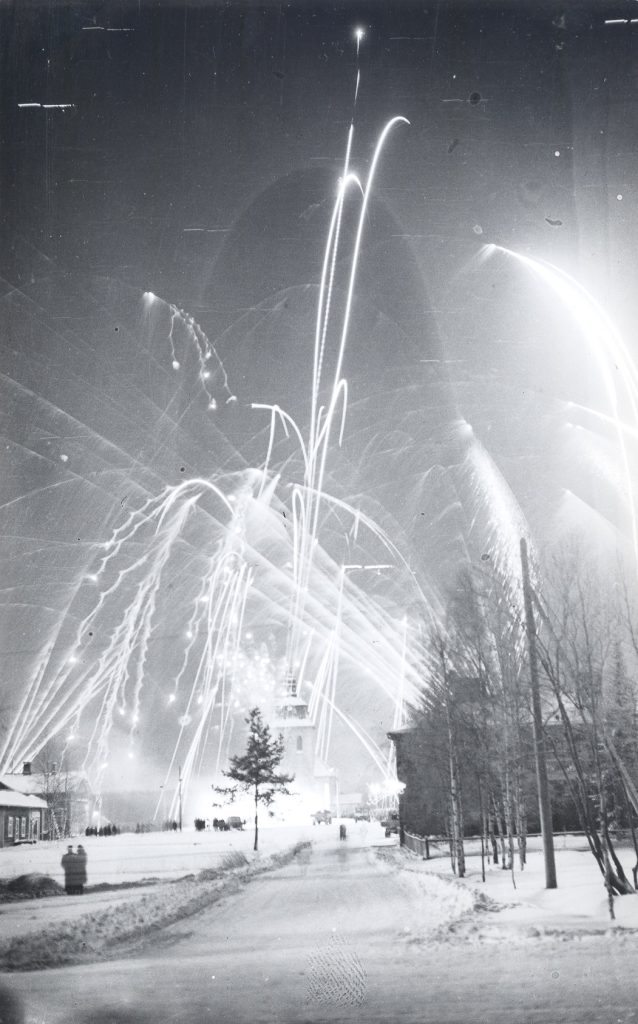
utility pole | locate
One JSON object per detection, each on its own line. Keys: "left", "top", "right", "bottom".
{"left": 178, "top": 765, "right": 183, "bottom": 833}
{"left": 520, "top": 538, "right": 557, "bottom": 889}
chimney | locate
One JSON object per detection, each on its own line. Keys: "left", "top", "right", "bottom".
{"left": 22, "top": 762, "right": 31, "bottom": 775}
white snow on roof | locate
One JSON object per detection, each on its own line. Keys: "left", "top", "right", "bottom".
{"left": 0, "top": 790, "right": 48, "bottom": 809}
{"left": 0, "top": 772, "right": 91, "bottom": 796}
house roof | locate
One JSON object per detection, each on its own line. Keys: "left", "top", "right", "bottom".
{"left": 387, "top": 726, "right": 415, "bottom": 739}
{"left": 0, "top": 771, "right": 92, "bottom": 796}
{"left": 0, "top": 790, "right": 48, "bottom": 810}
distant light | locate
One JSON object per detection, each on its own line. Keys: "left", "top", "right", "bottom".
{"left": 143, "top": 291, "right": 156, "bottom": 304}
{"left": 208, "top": 399, "right": 217, "bottom": 411}
{"left": 172, "top": 360, "right": 180, "bottom": 370}
{"left": 202, "top": 370, "right": 211, "bottom": 380}
{"left": 186, "top": 630, "right": 193, "bottom": 640}
{"left": 68, "top": 655, "right": 78, "bottom": 665}
{"left": 617, "top": 194, "right": 623, "bottom": 201}
{"left": 554, "top": 150, "right": 561, "bottom": 157}
{"left": 168, "top": 693, "right": 176, "bottom": 704}
{"left": 119, "top": 706, "right": 126, "bottom": 715}
{"left": 128, "top": 752, "right": 134, "bottom": 759}
{"left": 354, "top": 26, "right": 365, "bottom": 41}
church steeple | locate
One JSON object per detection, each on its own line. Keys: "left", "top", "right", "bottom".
{"left": 269, "top": 673, "right": 337, "bottom": 814}
{"left": 275, "top": 674, "right": 308, "bottom": 721}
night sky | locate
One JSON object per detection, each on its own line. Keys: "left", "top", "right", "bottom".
{"left": 1, "top": 0, "right": 637, "bottom": 800}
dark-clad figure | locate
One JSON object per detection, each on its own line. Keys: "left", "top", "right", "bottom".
{"left": 76, "top": 844, "right": 88, "bottom": 894}
{"left": 61, "top": 845, "right": 76, "bottom": 894}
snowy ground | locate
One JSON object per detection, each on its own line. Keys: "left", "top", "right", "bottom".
{"left": 4, "top": 823, "right": 638, "bottom": 1024}
{"left": 2, "top": 824, "right": 638, "bottom": 947}
{"left": 0, "top": 822, "right": 318, "bottom": 887}
{"left": 0, "top": 822, "right": 345, "bottom": 949}
{"left": 396, "top": 833, "right": 638, "bottom": 940}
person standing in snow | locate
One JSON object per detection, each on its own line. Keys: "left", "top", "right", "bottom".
{"left": 76, "top": 844, "right": 88, "bottom": 894}
{"left": 61, "top": 845, "right": 76, "bottom": 894}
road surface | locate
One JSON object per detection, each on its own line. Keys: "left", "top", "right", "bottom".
{"left": 4, "top": 829, "right": 638, "bottom": 1024}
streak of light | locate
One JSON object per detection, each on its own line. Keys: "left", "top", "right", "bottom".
{"left": 487, "top": 244, "right": 638, "bottom": 572}
{"left": 565, "top": 402, "right": 638, "bottom": 441}
{"left": 1, "top": 49, "right": 424, "bottom": 806}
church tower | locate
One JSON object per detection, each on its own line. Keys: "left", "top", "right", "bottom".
{"left": 271, "top": 674, "right": 316, "bottom": 789}
{"left": 271, "top": 674, "right": 336, "bottom": 810}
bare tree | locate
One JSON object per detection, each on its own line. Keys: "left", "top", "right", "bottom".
{"left": 536, "top": 550, "right": 634, "bottom": 900}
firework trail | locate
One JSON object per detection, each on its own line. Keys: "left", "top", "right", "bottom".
{"left": 0, "top": 34, "right": 428, "bottom": 802}
{"left": 253, "top": 123, "right": 410, "bottom": 696}
{"left": 485, "top": 245, "right": 638, "bottom": 572}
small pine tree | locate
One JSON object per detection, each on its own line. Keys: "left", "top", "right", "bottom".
{"left": 216, "top": 707, "right": 294, "bottom": 851}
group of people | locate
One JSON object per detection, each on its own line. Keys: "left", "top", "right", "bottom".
{"left": 84, "top": 824, "right": 118, "bottom": 837}
{"left": 61, "top": 844, "right": 88, "bottom": 895}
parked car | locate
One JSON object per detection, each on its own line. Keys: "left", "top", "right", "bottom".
{"left": 312, "top": 809, "right": 332, "bottom": 825}
{"left": 354, "top": 806, "right": 371, "bottom": 822}
{"left": 227, "top": 816, "right": 244, "bottom": 830}
{"left": 380, "top": 811, "right": 399, "bottom": 837}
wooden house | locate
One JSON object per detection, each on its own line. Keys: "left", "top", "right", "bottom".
{"left": 0, "top": 786, "right": 48, "bottom": 848}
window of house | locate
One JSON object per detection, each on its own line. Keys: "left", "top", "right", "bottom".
{"left": 20, "top": 816, "right": 26, "bottom": 839}
{"left": 7, "top": 816, "right": 13, "bottom": 839}
{"left": 296, "top": 735, "right": 303, "bottom": 752}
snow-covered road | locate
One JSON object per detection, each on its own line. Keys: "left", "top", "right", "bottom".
{"left": 4, "top": 828, "right": 638, "bottom": 1023}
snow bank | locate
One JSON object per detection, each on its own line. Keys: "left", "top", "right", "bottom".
{"left": 378, "top": 840, "right": 638, "bottom": 946}
{"left": 0, "top": 842, "right": 310, "bottom": 971}
{"left": 0, "top": 823, "right": 315, "bottom": 886}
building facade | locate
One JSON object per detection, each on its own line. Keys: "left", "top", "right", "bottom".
{"left": 0, "top": 763, "right": 95, "bottom": 838}
{"left": 0, "top": 787, "right": 48, "bottom": 848}
{"left": 271, "top": 676, "right": 337, "bottom": 813}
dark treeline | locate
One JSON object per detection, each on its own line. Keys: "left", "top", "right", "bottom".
{"left": 402, "top": 539, "right": 638, "bottom": 897}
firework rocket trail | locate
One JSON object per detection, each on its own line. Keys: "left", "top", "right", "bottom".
{"left": 487, "top": 245, "right": 638, "bottom": 573}
{"left": 1, "top": 39, "right": 424, "bottom": 796}
{"left": 255, "top": 115, "right": 409, "bottom": 685}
